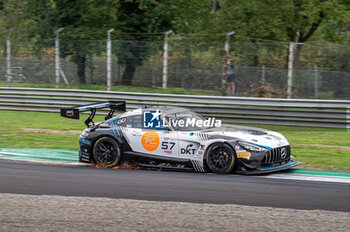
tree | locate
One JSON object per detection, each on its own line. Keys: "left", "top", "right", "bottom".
{"left": 40, "top": 0, "right": 104, "bottom": 84}
{"left": 215, "top": 0, "right": 349, "bottom": 68}
{"left": 1, "top": 0, "right": 350, "bottom": 88}
{"left": 109, "top": 0, "right": 172, "bottom": 85}
{"left": 278, "top": 0, "right": 348, "bottom": 68}
{"left": 15, "top": 0, "right": 109, "bottom": 84}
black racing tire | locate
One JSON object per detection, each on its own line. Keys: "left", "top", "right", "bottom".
{"left": 93, "top": 137, "right": 121, "bottom": 167}
{"left": 205, "top": 142, "right": 236, "bottom": 174}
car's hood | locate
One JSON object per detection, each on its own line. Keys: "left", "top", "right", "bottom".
{"left": 200, "top": 124, "right": 289, "bottom": 149}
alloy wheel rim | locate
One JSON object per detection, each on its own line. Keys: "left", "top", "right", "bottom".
{"left": 209, "top": 146, "right": 231, "bottom": 170}
{"left": 96, "top": 141, "right": 115, "bottom": 164}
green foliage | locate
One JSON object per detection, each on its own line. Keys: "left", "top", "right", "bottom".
{"left": 1, "top": 0, "right": 349, "bottom": 44}
{"left": 198, "top": 0, "right": 350, "bottom": 70}
{"left": 161, "top": 0, "right": 214, "bottom": 35}
{"left": 109, "top": 0, "right": 172, "bottom": 85}
{"left": 1, "top": 0, "right": 350, "bottom": 91}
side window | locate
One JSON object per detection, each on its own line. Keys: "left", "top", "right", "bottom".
{"left": 130, "top": 115, "right": 142, "bottom": 128}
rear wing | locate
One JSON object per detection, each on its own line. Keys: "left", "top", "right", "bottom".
{"left": 60, "top": 101, "right": 126, "bottom": 127}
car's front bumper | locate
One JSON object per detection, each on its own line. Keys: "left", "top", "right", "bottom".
{"left": 236, "top": 160, "right": 301, "bottom": 175}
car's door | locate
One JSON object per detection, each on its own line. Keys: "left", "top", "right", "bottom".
{"left": 177, "top": 131, "right": 202, "bottom": 159}
{"left": 121, "top": 114, "right": 180, "bottom": 158}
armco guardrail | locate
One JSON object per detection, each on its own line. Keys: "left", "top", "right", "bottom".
{"left": 0, "top": 87, "right": 349, "bottom": 128}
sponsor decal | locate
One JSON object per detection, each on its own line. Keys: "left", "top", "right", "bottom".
{"left": 161, "top": 141, "right": 175, "bottom": 150}
{"left": 141, "top": 131, "right": 159, "bottom": 151}
{"left": 161, "top": 141, "right": 176, "bottom": 154}
{"left": 143, "top": 109, "right": 162, "bottom": 129}
{"left": 236, "top": 152, "right": 251, "bottom": 158}
{"left": 66, "top": 110, "right": 74, "bottom": 117}
{"left": 189, "top": 132, "right": 195, "bottom": 136}
{"left": 172, "top": 112, "right": 193, "bottom": 119}
{"left": 110, "top": 115, "right": 122, "bottom": 136}
{"left": 79, "top": 138, "right": 91, "bottom": 145}
{"left": 116, "top": 117, "right": 126, "bottom": 125}
{"left": 181, "top": 144, "right": 196, "bottom": 155}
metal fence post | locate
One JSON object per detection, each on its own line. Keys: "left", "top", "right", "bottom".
{"left": 7, "top": 28, "right": 15, "bottom": 87}
{"left": 287, "top": 42, "right": 295, "bottom": 99}
{"left": 314, "top": 65, "right": 319, "bottom": 99}
{"left": 261, "top": 65, "right": 266, "bottom": 83}
{"left": 55, "top": 28, "right": 64, "bottom": 89}
{"left": 162, "top": 30, "right": 173, "bottom": 89}
{"left": 152, "top": 56, "right": 156, "bottom": 88}
{"left": 222, "top": 31, "right": 235, "bottom": 95}
{"left": 181, "top": 58, "right": 185, "bottom": 89}
{"left": 107, "top": 29, "right": 114, "bottom": 91}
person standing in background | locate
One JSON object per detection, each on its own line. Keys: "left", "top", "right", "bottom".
{"left": 224, "top": 58, "right": 235, "bottom": 96}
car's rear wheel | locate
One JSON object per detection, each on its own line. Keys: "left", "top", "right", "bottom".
{"left": 205, "top": 142, "right": 236, "bottom": 174}
{"left": 93, "top": 137, "right": 121, "bottom": 167}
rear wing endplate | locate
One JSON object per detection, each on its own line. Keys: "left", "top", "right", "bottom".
{"left": 60, "top": 101, "right": 126, "bottom": 127}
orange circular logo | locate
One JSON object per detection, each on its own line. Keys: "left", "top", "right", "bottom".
{"left": 141, "top": 131, "right": 159, "bottom": 151}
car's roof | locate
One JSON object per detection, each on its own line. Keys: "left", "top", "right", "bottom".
{"left": 121, "top": 106, "right": 191, "bottom": 117}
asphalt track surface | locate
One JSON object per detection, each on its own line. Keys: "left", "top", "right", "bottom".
{"left": 0, "top": 160, "right": 349, "bottom": 212}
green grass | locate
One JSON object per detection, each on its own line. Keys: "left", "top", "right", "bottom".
{"left": 0, "top": 110, "right": 349, "bottom": 170}
{"left": 0, "top": 110, "right": 95, "bottom": 151}
{"left": 0, "top": 82, "right": 220, "bottom": 95}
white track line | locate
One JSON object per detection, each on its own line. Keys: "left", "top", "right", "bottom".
{"left": 262, "top": 174, "right": 350, "bottom": 184}
{"left": 0, "top": 152, "right": 29, "bottom": 156}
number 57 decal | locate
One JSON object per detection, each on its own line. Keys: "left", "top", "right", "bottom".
{"left": 161, "top": 141, "right": 175, "bottom": 150}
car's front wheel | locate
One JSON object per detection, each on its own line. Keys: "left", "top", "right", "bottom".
{"left": 93, "top": 137, "right": 121, "bottom": 167}
{"left": 205, "top": 142, "right": 236, "bottom": 174}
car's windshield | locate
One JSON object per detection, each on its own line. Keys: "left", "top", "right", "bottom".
{"left": 164, "top": 110, "right": 213, "bottom": 131}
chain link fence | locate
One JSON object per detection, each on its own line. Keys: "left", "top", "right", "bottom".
{"left": 0, "top": 37, "right": 349, "bottom": 99}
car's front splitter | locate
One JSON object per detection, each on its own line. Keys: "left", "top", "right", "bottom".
{"left": 236, "top": 160, "right": 302, "bottom": 175}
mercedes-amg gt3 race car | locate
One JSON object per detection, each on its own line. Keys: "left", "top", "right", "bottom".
{"left": 60, "top": 101, "right": 301, "bottom": 174}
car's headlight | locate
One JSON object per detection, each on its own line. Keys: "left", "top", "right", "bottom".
{"left": 81, "top": 129, "right": 90, "bottom": 138}
{"left": 238, "top": 141, "right": 266, "bottom": 152}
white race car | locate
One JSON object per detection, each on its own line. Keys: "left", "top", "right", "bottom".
{"left": 61, "top": 101, "right": 301, "bottom": 174}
